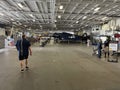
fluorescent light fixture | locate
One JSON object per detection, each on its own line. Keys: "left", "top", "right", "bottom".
{"left": 18, "top": 3, "right": 24, "bottom": 8}
{"left": 54, "top": 20, "right": 57, "bottom": 22}
{"left": 94, "top": 7, "right": 100, "bottom": 12}
{"left": 33, "top": 19, "right": 35, "bottom": 22}
{"left": 82, "top": 16, "right": 87, "bottom": 20}
{"left": 0, "top": 13, "right": 4, "bottom": 16}
{"left": 29, "top": 14, "right": 34, "bottom": 17}
{"left": 11, "top": 19, "right": 14, "bottom": 21}
{"left": 59, "top": 5, "right": 63, "bottom": 10}
{"left": 58, "top": 15, "right": 61, "bottom": 18}
{"left": 76, "top": 21, "right": 79, "bottom": 23}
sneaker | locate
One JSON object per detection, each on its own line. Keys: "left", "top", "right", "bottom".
{"left": 26, "top": 66, "right": 29, "bottom": 69}
{"left": 21, "top": 69, "right": 24, "bottom": 72}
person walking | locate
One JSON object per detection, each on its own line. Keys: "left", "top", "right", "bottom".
{"left": 16, "top": 34, "right": 32, "bottom": 71}
{"left": 97, "top": 39, "right": 102, "bottom": 58}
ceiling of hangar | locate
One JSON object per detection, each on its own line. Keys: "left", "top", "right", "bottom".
{"left": 0, "top": 0, "right": 120, "bottom": 30}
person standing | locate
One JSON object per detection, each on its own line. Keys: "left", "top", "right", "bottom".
{"left": 97, "top": 39, "right": 102, "bottom": 58}
{"left": 16, "top": 34, "right": 32, "bottom": 71}
{"left": 87, "top": 39, "right": 90, "bottom": 47}
{"left": 104, "top": 39, "right": 110, "bottom": 58}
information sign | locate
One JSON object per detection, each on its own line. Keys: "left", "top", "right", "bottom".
{"left": 109, "top": 43, "right": 118, "bottom": 51}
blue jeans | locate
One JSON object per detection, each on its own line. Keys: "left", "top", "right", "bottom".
{"left": 98, "top": 49, "right": 101, "bottom": 58}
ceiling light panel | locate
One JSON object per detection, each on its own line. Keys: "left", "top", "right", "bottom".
{"left": 59, "top": 5, "right": 63, "bottom": 9}
{"left": 17, "top": 3, "right": 24, "bottom": 8}
{"left": 58, "top": 15, "right": 61, "bottom": 18}
{"left": 76, "top": 21, "right": 79, "bottom": 23}
{"left": 94, "top": 7, "right": 101, "bottom": 12}
{"left": 82, "top": 16, "right": 87, "bottom": 20}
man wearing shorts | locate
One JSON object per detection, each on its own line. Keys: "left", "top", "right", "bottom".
{"left": 16, "top": 35, "right": 32, "bottom": 71}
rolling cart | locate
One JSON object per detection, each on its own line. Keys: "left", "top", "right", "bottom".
{"left": 107, "top": 41, "right": 119, "bottom": 62}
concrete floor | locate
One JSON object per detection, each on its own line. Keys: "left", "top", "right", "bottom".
{"left": 0, "top": 44, "right": 120, "bottom": 90}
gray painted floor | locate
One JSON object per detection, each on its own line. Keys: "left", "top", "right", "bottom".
{"left": 0, "top": 44, "right": 120, "bottom": 90}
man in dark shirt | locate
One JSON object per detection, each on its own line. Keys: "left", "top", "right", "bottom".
{"left": 16, "top": 35, "right": 32, "bottom": 71}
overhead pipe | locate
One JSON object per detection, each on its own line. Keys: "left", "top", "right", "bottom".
{"left": 36, "top": 2, "right": 45, "bottom": 23}
{"left": 49, "top": 0, "right": 55, "bottom": 23}
{"left": 43, "top": 1, "right": 49, "bottom": 22}
{"left": 35, "top": 2, "right": 43, "bottom": 22}
{"left": 65, "top": 3, "right": 79, "bottom": 20}
{"left": 22, "top": 1, "right": 36, "bottom": 22}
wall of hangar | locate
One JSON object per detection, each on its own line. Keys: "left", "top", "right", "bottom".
{"left": 0, "top": 28, "right": 5, "bottom": 49}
